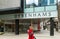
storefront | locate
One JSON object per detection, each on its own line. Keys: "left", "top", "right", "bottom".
{"left": 0, "top": 0, "right": 58, "bottom": 35}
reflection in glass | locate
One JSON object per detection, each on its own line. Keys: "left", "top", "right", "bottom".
{"left": 25, "top": 0, "right": 41, "bottom": 8}
{"left": 26, "top": 0, "right": 41, "bottom": 7}
{"left": 25, "top": 0, "right": 34, "bottom": 8}
{"left": 25, "top": 0, "right": 56, "bottom": 8}
{"left": 25, "top": 0, "right": 48, "bottom": 8}
{"left": 50, "top": 0, "right": 54, "bottom": 5}
{"left": 24, "top": 0, "right": 57, "bottom": 13}
{"left": 41, "top": 0, "right": 47, "bottom": 6}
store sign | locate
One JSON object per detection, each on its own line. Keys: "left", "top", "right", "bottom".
{"left": 23, "top": 11, "right": 58, "bottom": 19}
{"left": 0, "top": 11, "right": 58, "bottom": 19}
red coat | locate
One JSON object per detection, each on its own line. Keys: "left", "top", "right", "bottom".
{"left": 27, "top": 29, "right": 34, "bottom": 39}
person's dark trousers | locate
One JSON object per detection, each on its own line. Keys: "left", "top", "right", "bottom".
{"left": 50, "top": 27, "right": 54, "bottom": 36}
{"left": 1, "top": 26, "right": 4, "bottom": 32}
{"left": 1, "top": 28, "right": 4, "bottom": 32}
{"left": 15, "top": 19, "right": 19, "bottom": 35}
{"left": 43, "top": 26, "right": 46, "bottom": 30}
{"left": 50, "top": 18, "right": 54, "bottom": 36}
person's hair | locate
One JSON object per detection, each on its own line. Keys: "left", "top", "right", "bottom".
{"left": 29, "top": 24, "right": 31, "bottom": 26}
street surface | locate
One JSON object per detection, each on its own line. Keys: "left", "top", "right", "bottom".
{"left": 0, "top": 30, "right": 60, "bottom": 39}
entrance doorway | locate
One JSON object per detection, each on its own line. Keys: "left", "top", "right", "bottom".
{"left": 19, "top": 23, "right": 30, "bottom": 33}
{"left": 3, "top": 19, "right": 43, "bottom": 34}
{"left": 4, "top": 24, "right": 15, "bottom": 33}
{"left": 19, "top": 19, "right": 41, "bottom": 33}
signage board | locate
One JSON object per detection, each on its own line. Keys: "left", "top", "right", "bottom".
{"left": 0, "top": 11, "right": 58, "bottom": 20}
{"left": 23, "top": 11, "right": 58, "bottom": 19}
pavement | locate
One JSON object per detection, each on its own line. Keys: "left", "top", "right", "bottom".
{"left": 0, "top": 30, "right": 60, "bottom": 39}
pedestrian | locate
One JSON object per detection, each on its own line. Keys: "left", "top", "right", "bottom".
{"left": 43, "top": 22, "right": 46, "bottom": 30}
{"left": 27, "top": 26, "right": 36, "bottom": 39}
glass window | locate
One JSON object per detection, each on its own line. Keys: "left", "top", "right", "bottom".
{"left": 34, "top": 0, "right": 44, "bottom": 12}
{"left": 24, "top": 0, "right": 57, "bottom": 13}
{"left": 46, "top": 5, "right": 57, "bottom": 11}
{"left": 24, "top": 0, "right": 45, "bottom": 13}
{"left": 50, "top": 0, "right": 54, "bottom": 5}
{"left": 41, "top": 0, "right": 48, "bottom": 6}
{"left": 24, "top": 0, "right": 34, "bottom": 13}
{"left": 34, "top": 0, "right": 39, "bottom": 7}
{"left": 25, "top": 0, "right": 34, "bottom": 8}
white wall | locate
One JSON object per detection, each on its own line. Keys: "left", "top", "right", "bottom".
{"left": 0, "top": 0, "right": 20, "bottom": 9}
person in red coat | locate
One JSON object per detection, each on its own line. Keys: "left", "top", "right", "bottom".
{"left": 27, "top": 26, "right": 34, "bottom": 39}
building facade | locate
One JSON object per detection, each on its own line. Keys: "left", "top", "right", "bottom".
{"left": 0, "top": 0, "right": 58, "bottom": 35}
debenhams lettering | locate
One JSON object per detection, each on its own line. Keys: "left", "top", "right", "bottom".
{"left": 23, "top": 12, "right": 51, "bottom": 18}
{"left": 15, "top": 11, "right": 57, "bottom": 18}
